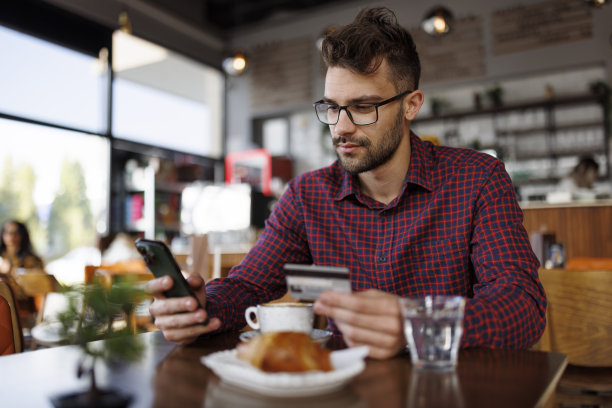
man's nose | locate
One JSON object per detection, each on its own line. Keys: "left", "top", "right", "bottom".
{"left": 334, "top": 107, "right": 356, "bottom": 134}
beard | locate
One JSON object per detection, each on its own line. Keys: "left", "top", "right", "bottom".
{"left": 333, "top": 109, "right": 404, "bottom": 175}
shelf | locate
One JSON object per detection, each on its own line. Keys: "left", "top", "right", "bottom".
{"left": 414, "top": 93, "right": 604, "bottom": 124}
{"left": 497, "top": 120, "right": 604, "bottom": 136}
{"left": 155, "top": 181, "right": 185, "bottom": 194}
{"left": 412, "top": 90, "right": 610, "bottom": 190}
{"left": 515, "top": 146, "right": 605, "bottom": 160}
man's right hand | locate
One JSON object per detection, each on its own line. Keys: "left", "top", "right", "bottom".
{"left": 146, "top": 273, "right": 221, "bottom": 345}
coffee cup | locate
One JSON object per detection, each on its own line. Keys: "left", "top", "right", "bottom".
{"left": 244, "top": 302, "right": 314, "bottom": 333}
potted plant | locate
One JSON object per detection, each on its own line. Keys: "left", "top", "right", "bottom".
{"left": 486, "top": 84, "right": 504, "bottom": 108}
{"left": 50, "top": 277, "right": 146, "bottom": 408}
{"left": 430, "top": 97, "right": 450, "bottom": 116}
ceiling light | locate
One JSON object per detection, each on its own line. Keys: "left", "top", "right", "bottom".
{"left": 584, "top": 0, "right": 609, "bottom": 7}
{"left": 118, "top": 11, "right": 132, "bottom": 34}
{"left": 421, "top": 6, "right": 453, "bottom": 36}
{"left": 223, "top": 51, "right": 247, "bottom": 76}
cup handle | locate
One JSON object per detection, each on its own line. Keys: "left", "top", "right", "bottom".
{"left": 244, "top": 306, "right": 260, "bottom": 330}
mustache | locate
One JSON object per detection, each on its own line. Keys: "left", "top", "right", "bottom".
{"left": 332, "top": 136, "right": 370, "bottom": 147}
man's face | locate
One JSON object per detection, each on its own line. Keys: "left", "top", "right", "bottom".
{"left": 324, "top": 61, "right": 407, "bottom": 175}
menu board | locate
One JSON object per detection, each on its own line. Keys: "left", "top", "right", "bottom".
{"left": 491, "top": 0, "right": 592, "bottom": 55}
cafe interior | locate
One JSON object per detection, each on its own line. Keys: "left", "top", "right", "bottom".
{"left": 1, "top": 0, "right": 612, "bottom": 406}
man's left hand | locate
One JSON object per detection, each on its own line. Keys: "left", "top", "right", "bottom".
{"left": 313, "top": 289, "right": 405, "bottom": 359}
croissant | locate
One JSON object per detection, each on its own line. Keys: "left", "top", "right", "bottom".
{"left": 236, "top": 332, "right": 332, "bottom": 373}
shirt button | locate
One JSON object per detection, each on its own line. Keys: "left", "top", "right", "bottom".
{"left": 377, "top": 256, "right": 387, "bottom": 262}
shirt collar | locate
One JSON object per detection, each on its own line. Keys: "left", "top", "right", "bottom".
{"left": 335, "top": 132, "right": 435, "bottom": 201}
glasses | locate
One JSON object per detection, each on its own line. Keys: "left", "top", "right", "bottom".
{"left": 313, "top": 89, "right": 413, "bottom": 126}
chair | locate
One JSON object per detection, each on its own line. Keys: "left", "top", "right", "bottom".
{"left": 0, "top": 278, "right": 24, "bottom": 355}
{"left": 84, "top": 262, "right": 154, "bottom": 333}
{"left": 536, "top": 268, "right": 612, "bottom": 407}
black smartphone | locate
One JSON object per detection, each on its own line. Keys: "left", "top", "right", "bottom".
{"left": 135, "top": 238, "right": 209, "bottom": 324}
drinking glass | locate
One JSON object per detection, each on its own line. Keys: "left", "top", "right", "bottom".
{"left": 400, "top": 296, "right": 466, "bottom": 370}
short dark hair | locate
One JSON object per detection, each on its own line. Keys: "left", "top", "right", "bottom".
{"left": 574, "top": 156, "right": 599, "bottom": 173}
{"left": 320, "top": 7, "right": 421, "bottom": 92}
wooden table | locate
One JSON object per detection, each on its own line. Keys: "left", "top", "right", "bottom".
{"left": 0, "top": 331, "right": 567, "bottom": 408}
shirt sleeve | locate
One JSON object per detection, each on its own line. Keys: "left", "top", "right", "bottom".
{"left": 205, "top": 181, "right": 313, "bottom": 331}
{"left": 462, "top": 160, "right": 547, "bottom": 349}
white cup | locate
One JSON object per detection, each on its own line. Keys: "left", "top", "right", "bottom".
{"left": 244, "top": 302, "right": 314, "bottom": 333}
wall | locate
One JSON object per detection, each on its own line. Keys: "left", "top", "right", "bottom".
{"left": 40, "top": 0, "right": 612, "bottom": 168}
{"left": 224, "top": 0, "right": 612, "bottom": 158}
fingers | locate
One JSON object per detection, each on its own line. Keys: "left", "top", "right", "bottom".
{"left": 186, "top": 273, "right": 204, "bottom": 290}
{"left": 145, "top": 276, "right": 173, "bottom": 299}
{"left": 314, "top": 289, "right": 406, "bottom": 359}
{"left": 150, "top": 297, "right": 221, "bottom": 345}
{"left": 335, "top": 321, "right": 404, "bottom": 359}
{"left": 146, "top": 274, "right": 219, "bottom": 345}
{"left": 160, "top": 318, "right": 222, "bottom": 345}
{"left": 315, "top": 289, "right": 402, "bottom": 322}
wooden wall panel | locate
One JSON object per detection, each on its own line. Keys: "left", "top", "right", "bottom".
{"left": 522, "top": 203, "right": 612, "bottom": 260}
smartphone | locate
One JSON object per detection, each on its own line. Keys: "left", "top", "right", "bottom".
{"left": 284, "top": 263, "right": 352, "bottom": 302}
{"left": 135, "top": 238, "right": 209, "bottom": 324}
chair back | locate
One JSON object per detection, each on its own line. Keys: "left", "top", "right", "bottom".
{"left": 537, "top": 268, "right": 612, "bottom": 366}
{"left": 0, "top": 279, "right": 24, "bottom": 354}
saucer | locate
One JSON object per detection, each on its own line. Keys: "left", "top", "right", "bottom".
{"left": 239, "top": 329, "right": 333, "bottom": 345}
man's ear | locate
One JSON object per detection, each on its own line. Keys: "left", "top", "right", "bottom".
{"left": 404, "top": 90, "right": 424, "bottom": 121}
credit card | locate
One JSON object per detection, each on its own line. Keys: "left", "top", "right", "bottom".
{"left": 284, "top": 264, "right": 351, "bottom": 302}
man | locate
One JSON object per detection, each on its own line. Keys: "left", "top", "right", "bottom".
{"left": 147, "top": 7, "right": 546, "bottom": 359}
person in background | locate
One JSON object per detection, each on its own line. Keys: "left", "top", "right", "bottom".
{"left": 0, "top": 220, "right": 45, "bottom": 320}
{"left": 558, "top": 155, "right": 600, "bottom": 192}
{"left": 146, "top": 7, "right": 546, "bottom": 359}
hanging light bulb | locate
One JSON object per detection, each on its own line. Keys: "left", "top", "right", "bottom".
{"left": 421, "top": 6, "right": 453, "bottom": 36}
{"left": 223, "top": 51, "right": 247, "bottom": 76}
{"left": 584, "top": 0, "right": 609, "bottom": 7}
{"left": 118, "top": 11, "right": 132, "bottom": 34}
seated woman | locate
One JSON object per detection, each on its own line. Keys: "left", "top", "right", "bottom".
{"left": 0, "top": 220, "right": 45, "bottom": 324}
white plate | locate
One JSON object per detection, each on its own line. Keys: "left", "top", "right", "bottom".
{"left": 201, "top": 346, "right": 369, "bottom": 398}
{"left": 239, "top": 329, "right": 333, "bottom": 345}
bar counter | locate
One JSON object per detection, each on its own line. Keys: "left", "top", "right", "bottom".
{"left": 521, "top": 199, "right": 612, "bottom": 259}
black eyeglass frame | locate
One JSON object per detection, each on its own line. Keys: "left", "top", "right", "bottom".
{"left": 313, "top": 89, "right": 413, "bottom": 126}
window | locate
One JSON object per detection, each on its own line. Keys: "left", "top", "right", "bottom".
{"left": 112, "top": 31, "right": 224, "bottom": 158}
{"left": 0, "top": 22, "right": 109, "bottom": 264}
{"left": 0, "top": 119, "right": 110, "bottom": 258}
{"left": 0, "top": 25, "right": 107, "bottom": 133}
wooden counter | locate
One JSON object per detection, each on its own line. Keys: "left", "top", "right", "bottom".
{"left": 521, "top": 200, "right": 612, "bottom": 260}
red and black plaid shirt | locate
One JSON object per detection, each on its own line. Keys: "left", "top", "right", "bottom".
{"left": 207, "top": 132, "right": 546, "bottom": 349}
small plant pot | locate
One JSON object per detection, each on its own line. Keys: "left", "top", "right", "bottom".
{"left": 50, "top": 388, "right": 132, "bottom": 408}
